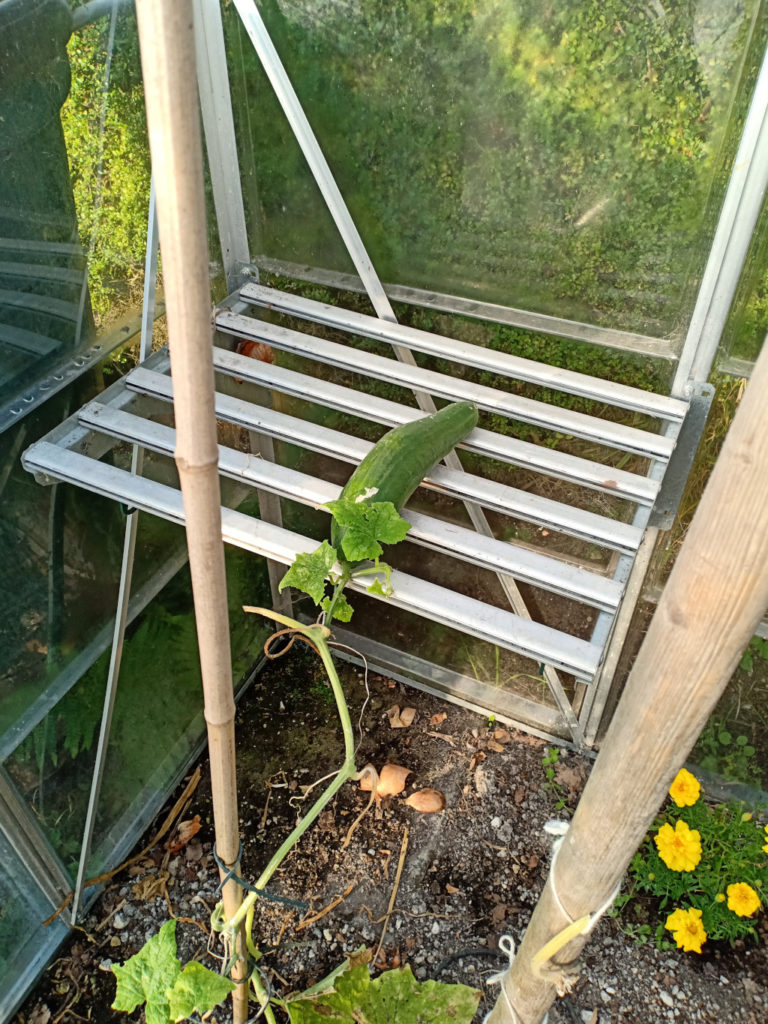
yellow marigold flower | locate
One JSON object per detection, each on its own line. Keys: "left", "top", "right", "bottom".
{"left": 715, "top": 893, "right": 726, "bottom": 903}
{"left": 665, "top": 907, "right": 707, "bottom": 953}
{"left": 655, "top": 820, "right": 702, "bottom": 872}
{"left": 741, "top": 812, "right": 753, "bottom": 822}
{"left": 726, "top": 883, "right": 761, "bottom": 918}
{"left": 763, "top": 842, "right": 768, "bottom": 855}
{"left": 669, "top": 768, "right": 701, "bottom": 808}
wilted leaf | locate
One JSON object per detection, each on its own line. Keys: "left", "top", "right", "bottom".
{"left": 169, "top": 815, "right": 201, "bottom": 854}
{"left": 404, "top": 789, "right": 446, "bottom": 813}
{"left": 493, "top": 728, "right": 511, "bottom": 744}
{"left": 430, "top": 712, "right": 447, "bottom": 727}
{"left": 400, "top": 707, "right": 416, "bottom": 727}
{"left": 554, "top": 761, "right": 587, "bottom": 799}
{"left": 487, "top": 740, "right": 505, "bottom": 753}
{"left": 132, "top": 870, "right": 169, "bottom": 901}
{"left": 445, "top": 884, "right": 461, "bottom": 895}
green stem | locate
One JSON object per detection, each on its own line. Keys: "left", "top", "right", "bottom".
{"left": 323, "top": 568, "right": 352, "bottom": 624}
{"left": 229, "top": 610, "right": 358, "bottom": 936}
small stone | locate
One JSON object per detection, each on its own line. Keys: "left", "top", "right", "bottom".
{"left": 491, "top": 816, "right": 502, "bottom": 829}
{"left": 415, "top": 967, "right": 427, "bottom": 981}
{"left": 430, "top": 921, "right": 440, "bottom": 935}
{"left": 659, "top": 991, "right": 674, "bottom": 1008}
{"left": 109, "top": 936, "right": 121, "bottom": 948}
{"left": 112, "top": 913, "right": 127, "bottom": 930}
{"left": 323, "top": 929, "right": 333, "bottom": 942}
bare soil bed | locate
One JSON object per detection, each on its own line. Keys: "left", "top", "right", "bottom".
{"left": 15, "top": 648, "right": 768, "bottom": 1024}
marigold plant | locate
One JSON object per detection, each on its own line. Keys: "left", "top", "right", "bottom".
{"left": 624, "top": 768, "right": 767, "bottom": 949}
{"left": 726, "top": 882, "right": 761, "bottom": 918}
{"left": 664, "top": 907, "right": 707, "bottom": 953}
{"left": 669, "top": 768, "right": 701, "bottom": 808}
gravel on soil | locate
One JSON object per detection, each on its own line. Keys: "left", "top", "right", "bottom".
{"left": 14, "top": 651, "right": 768, "bottom": 1024}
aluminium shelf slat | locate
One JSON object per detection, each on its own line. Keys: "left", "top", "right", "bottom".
{"left": 211, "top": 345, "right": 660, "bottom": 506}
{"left": 79, "top": 400, "right": 622, "bottom": 613}
{"left": 126, "top": 365, "right": 644, "bottom": 555}
{"left": 239, "top": 282, "right": 688, "bottom": 422}
{"left": 21, "top": 441, "right": 603, "bottom": 680}
{"left": 216, "top": 309, "right": 677, "bottom": 461}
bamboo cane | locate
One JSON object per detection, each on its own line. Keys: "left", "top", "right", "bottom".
{"left": 488, "top": 339, "right": 768, "bottom": 1024}
{"left": 133, "top": 3, "right": 248, "bottom": 1021}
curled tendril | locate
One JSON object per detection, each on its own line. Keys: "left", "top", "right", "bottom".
{"left": 263, "top": 627, "right": 322, "bottom": 660}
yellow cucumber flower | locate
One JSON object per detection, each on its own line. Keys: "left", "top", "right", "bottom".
{"left": 665, "top": 907, "right": 707, "bottom": 953}
{"left": 655, "top": 819, "right": 702, "bottom": 872}
{"left": 669, "top": 768, "right": 701, "bottom": 808}
{"left": 726, "top": 883, "right": 761, "bottom": 918}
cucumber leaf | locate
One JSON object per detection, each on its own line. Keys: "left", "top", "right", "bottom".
{"left": 167, "top": 962, "right": 235, "bottom": 1022}
{"left": 286, "top": 963, "right": 480, "bottom": 1024}
{"left": 111, "top": 921, "right": 180, "bottom": 1024}
{"left": 321, "top": 591, "right": 354, "bottom": 622}
{"left": 326, "top": 498, "right": 410, "bottom": 563}
{"left": 279, "top": 541, "right": 338, "bottom": 605}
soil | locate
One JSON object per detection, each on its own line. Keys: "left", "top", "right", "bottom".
{"left": 14, "top": 648, "right": 768, "bottom": 1024}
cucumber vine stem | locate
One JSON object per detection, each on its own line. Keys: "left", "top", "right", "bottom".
{"left": 231, "top": 608, "right": 359, "bottom": 952}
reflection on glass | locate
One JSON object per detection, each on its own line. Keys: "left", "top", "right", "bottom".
{"left": 0, "top": 830, "right": 68, "bottom": 1015}
{"left": 0, "top": 0, "right": 93, "bottom": 408}
{"left": 721, "top": 190, "right": 768, "bottom": 365}
{"left": 227, "top": 0, "right": 764, "bottom": 338}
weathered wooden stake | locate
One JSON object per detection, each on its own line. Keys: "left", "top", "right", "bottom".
{"left": 133, "top": 3, "right": 247, "bottom": 1021}
{"left": 488, "top": 339, "right": 768, "bottom": 1024}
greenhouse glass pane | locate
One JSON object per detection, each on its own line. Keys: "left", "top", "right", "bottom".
{"left": 0, "top": 0, "right": 150, "bottom": 415}
{"left": 720, "top": 190, "right": 768, "bottom": 365}
{"left": 225, "top": 0, "right": 765, "bottom": 340}
{"left": 0, "top": 830, "right": 69, "bottom": 1021}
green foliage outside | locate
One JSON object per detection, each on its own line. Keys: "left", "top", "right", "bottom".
{"left": 228, "top": 0, "right": 767, "bottom": 340}
{"left": 62, "top": 9, "right": 151, "bottom": 321}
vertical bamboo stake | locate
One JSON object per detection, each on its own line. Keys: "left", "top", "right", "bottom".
{"left": 488, "top": 340, "right": 768, "bottom": 1024}
{"left": 133, "top": 3, "right": 247, "bottom": 1021}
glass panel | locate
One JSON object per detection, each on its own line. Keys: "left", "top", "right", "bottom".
{"left": 720, "top": 190, "right": 768, "bottom": 365}
{"left": 0, "top": 1, "right": 150, "bottom": 414}
{"left": 0, "top": 830, "right": 69, "bottom": 1021}
{"left": 225, "top": 0, "right": 766, "bottom": 340}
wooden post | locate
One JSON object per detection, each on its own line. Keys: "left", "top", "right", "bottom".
{"left": 488, "top": 340, "right": 768, "bottom": 1024}
{"left": 133, "top": 3, "right": 248, "bottom": 1021}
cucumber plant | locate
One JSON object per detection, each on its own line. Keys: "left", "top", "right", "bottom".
{"left": 281, "top": 400, "right": 478, "bottom": 627}
{"left": 112, "top": 403, "right": 480, "bottom": 1023}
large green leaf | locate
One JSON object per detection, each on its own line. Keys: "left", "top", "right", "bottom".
{"left": 287, "top": 963, "right": 481, "bottom": 1024}
{"left": 111, "top": 921, "right": 181, "bottom": 1024}
{"left": 167, "top": 961, "right": 235, "bottom": 1022}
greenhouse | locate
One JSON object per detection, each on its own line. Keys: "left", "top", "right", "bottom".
{"left": 2, "top": 0, "right": 768, "bottom": 1021}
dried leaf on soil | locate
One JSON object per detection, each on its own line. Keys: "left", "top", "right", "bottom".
{"left": 446, "top": 884, "right": 461, "bottom": 895}
{"left": 169, "top": 814, "right": 201, "bottom": 854}
{"left": 554, "top": 761, "right": 587, "bottom": 800}
{"left": 132, "top": 870, "right": 170, "bottom": 901}
{"left": 487, "top": 740, "right": 505, "bottom": 753}
{"left": 430, "top": 712, "right": 447, "bottom": 727}
{"left": 493, "top": 728, "right": 512, "bottom": 744}
{"left": 404, "top": 789, "right": 446, "bottom": 813}
{"left": 359, "top": 763, "right": 411, "bottom": 798}
{"left": 491, "top": 903, "right": 507, "bottom": 926}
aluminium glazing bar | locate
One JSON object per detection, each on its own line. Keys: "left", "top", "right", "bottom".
{"left": 210, "top": 348, "right": 658, "bottom": 504}
{"left": 70, "top": 182, "right": 159, "bottom": 925}
{"left": 80, "top": 401, "right": 622, "bottom": 613}
{"left": 673, "top": 44, "right": 768, "bottom": 394}
{"left": 231, "top": 0, "right": 393, "bottom": 320}
{"left": 240, "top": 283, "right": 687, "bottom": 422}
{"left": 192, "top": 0, "right": 250, "bottom": 289}
{"left": 22, "top": 443, "right": 602, "bottom": 681}
{"left": 216, "top": 311, "right": 676, "bottom": 460}
{"left": 125, "top": 365, "right": 644, "bottom": 554}
{"left": 253, "top": 255, "right": 678, "bottom": 361}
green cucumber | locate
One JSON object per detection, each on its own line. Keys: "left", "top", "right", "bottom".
{"left": 331, "top": 401, "right": 478, "bottom": 555}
